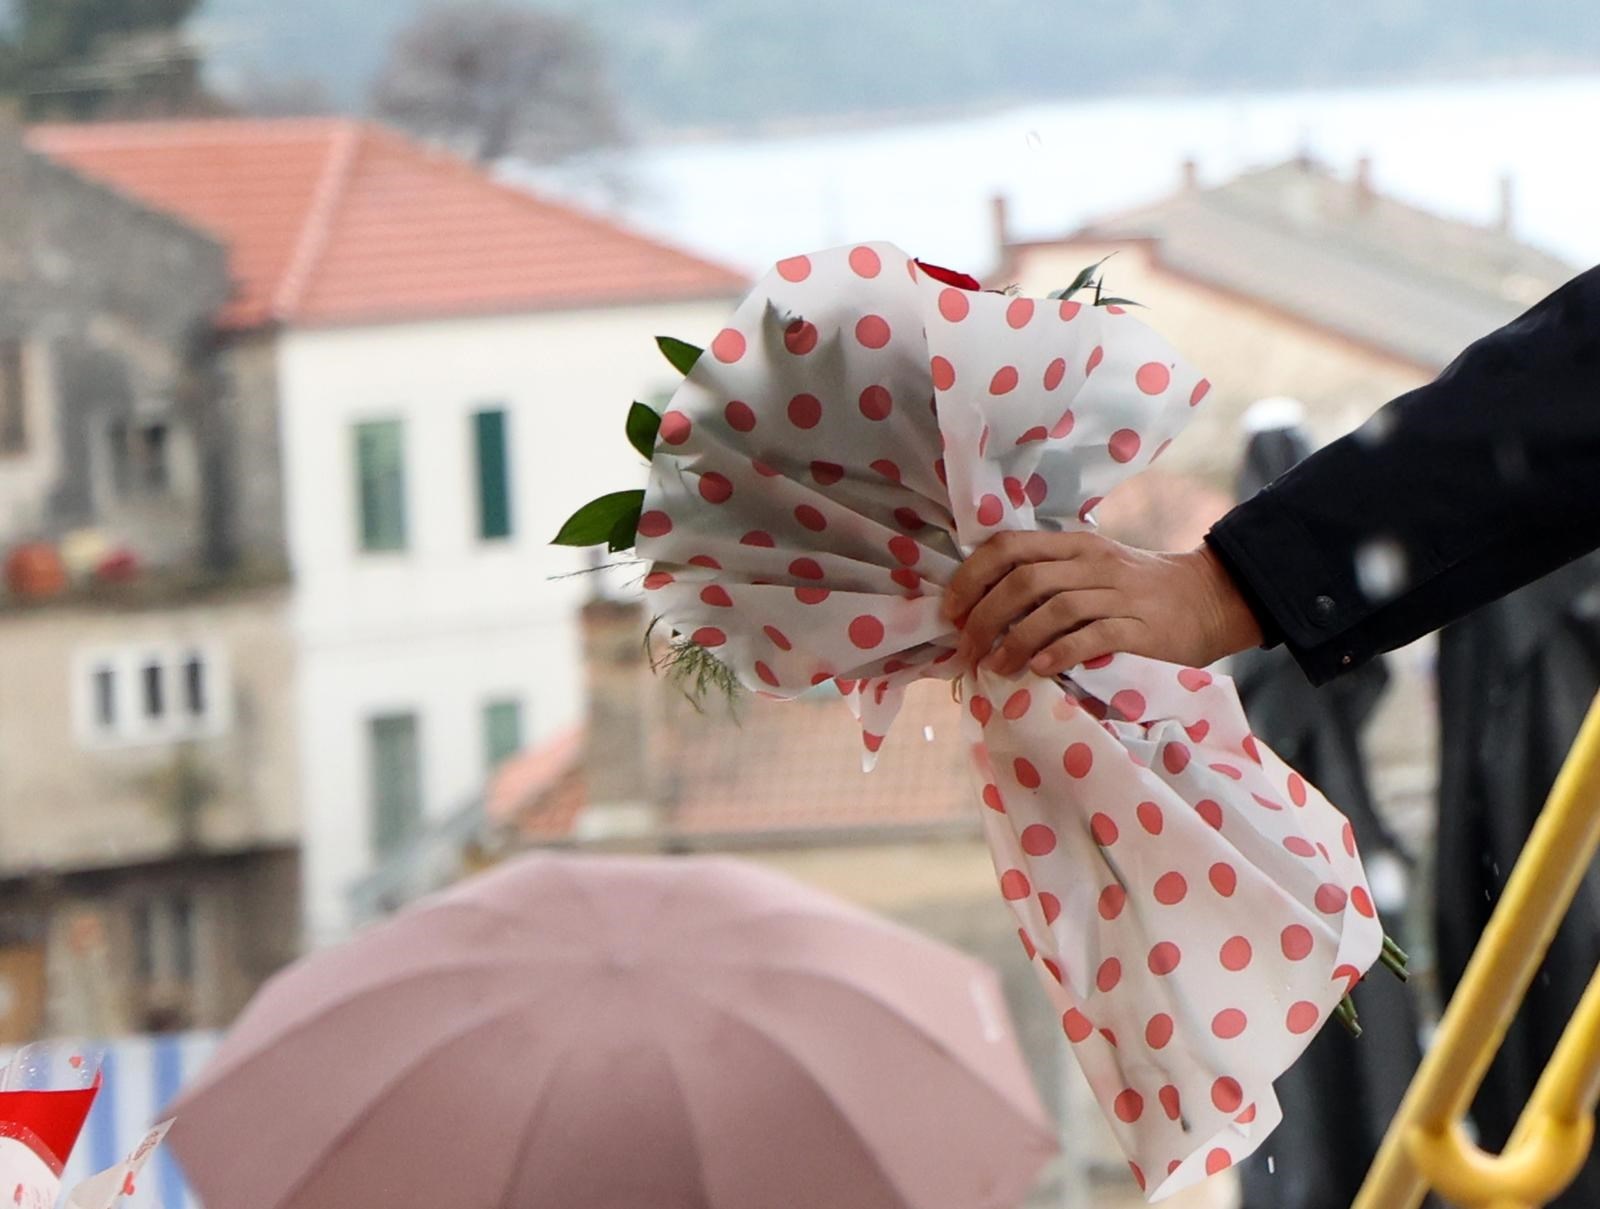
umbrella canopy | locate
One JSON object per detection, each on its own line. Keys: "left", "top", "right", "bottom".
{"left": 1436, "top": 549, "right": 1600, "bottom": 1209}
{"left": 169, "top": 852, "right": 1057, "bottom": 1209}
{"left": 1229, "top": 418, "right": 1428, "bottom": 1209}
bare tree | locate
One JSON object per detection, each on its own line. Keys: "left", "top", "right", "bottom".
{"left": 370, "top": 2, "right": 625, "bottom": 164}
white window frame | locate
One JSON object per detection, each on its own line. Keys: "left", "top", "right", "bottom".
{"left": 72, "top": 641, "right": 232, "bottom": 749}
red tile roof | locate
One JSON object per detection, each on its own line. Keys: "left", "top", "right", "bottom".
{"left": 28, "top": 118, "right": 745, "bottom": 331}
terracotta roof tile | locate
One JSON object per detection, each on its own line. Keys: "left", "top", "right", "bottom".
{"left": 28, "top": 118, "right": 745, "bottom": 330}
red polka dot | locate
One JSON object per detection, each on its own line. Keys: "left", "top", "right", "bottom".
{"left": 1212, "top": 1009, "right": 1247, "bottom": 1039}
{"left": 1086, "top": 345, "right": 1104, "bottom": 374}
{"left": 1206, "top": 1149, "right": 1232, "bottom": 1176}
{"left": 938, "top": 287, "right": 970, "bottom": 322}
{"left": 1129, "top": 1163, "right": 1146, "bottom": 1192}
{"left": 1111, "top": 690, "right": 1146, "bottom": 720}
{"left": 637, "top": 510, "right": 672, "bottom": 537}
{"left": 657, "top": 411, "right": 691, "bottom": 446}
{"left": 1344, "top": 822, "right": 1357, "bottom": 857}
{"left": 787, "top": 393, "right": 822, "bottom": 428}
{"left": 890, "top": 568, "right": 920, "bottom": 592}
{"left": 699, "top": 585, "right": 733, "bottom": 608}
{"left": 1013, "top": 758, "right": 1042, "bottom": 789}
{"left": 1287, "top": 1001, "right": 1320, "bottom": 1034}
{"left": 1352, "top": 885, "right": 1376, "bottom": 918}
{"left": 1114, "top": 1089, "right": 1144, "bottom": 1123}
{"left": 1000, "top": 869, "right": 1031, "bottom": 900}
{"left": 1242, "top": 734, "right": 1263, "bottom": 764}
{"left": 930, "top": 355, "right": 956, "bottom": 390}
{"left": 1109, "top": 428, "right": 1142, "bottom": 463}
{"left": 691, "top": 627, "right": 726, "bottom": 648}
{"left": 795, "top": 505, "right": 827, "bottom": 532}
{"left": 763, "top": 625, "right": 792, "bottom": 650}
{"left": 981, "top": 784, "right": 1005, "bottom": 812}
{"left": 1064, "top": 743, "right": 1094, "bottom": 778}
{"left": 1210, "top": 861, "right": 1238, "bottom": 895}
{"left": 855, "top": 315, "right": 891, "bottom": 349}
{"left": 871, "top": 458, "right": 902, "bottom": 482}
{"left": 1062, "top": 1008, "right": 1093, "bottom": 1042}
{"left": 711, "top": 328, "right": 746, "bottom": 363}
{"left": 848, "top": 615, "right": 885, "bottom": 649}
{"left": 1197, "top": 800, "right": 1224, "bottom": 830}
{"left": 977, "top": 494, "right": 1005, "bottom": 525}
{"left": 1137, "top": 801, "right": 1164, "bottom": 835}
{"left": 1077, "top": 496, "right": 1102, "bottom": 522}
{"left": 1146, "top": 1014, "right": 1174, "bottom": 1050}
{"left": 1018, "top": 928, "right": 1035, "bottom": 959}
{"left": 1185, "top": 720, "right": 1211, "bottom": 742}
{"left": 1098, "top": 885, "right": 1126, "bottom": 920}
{"left": 882, "top": 536, "right": 918, "bottom": 568}
{"left": 1096, "top": 957, "right": 1122, "bottom": 992}
{"left": 1212, "top": 1077, "right": 1243, "bottom": 1113}
{"left": 1281, "top": 924, "right": 1314, "bottom": 961}
{"left": 1315, "top": 884, "right": 1348, "bottom": 914}
{"left": 970, "top": 696, "right": 993, "bottom": 726}
{"left": 795, "top": 587, "right": 830, "bottom": 604}
{"left": 1003, "top": 476, "right": 1026, "bottom": 507}
{"left": 1250, "top": 792, "right": 1281, "bottom": 810}
{"left": 1006, "top": 297, "right": 1035, "bottom": 328}
{"left": 989, "top": 365, "right": 1020, "bottom": 395}
{"left": 849, "top": 245, "right": 881, "bottom": 277}
{"left": 1003, "top": 690, "right": 1032, "bottom": 719}
{"left": 1284, "top": 836, "right": 1316, "bottom": 858}
{"left": 1099, "top": 1028, "right": 1118, "bottom": 1047}
{"left": 1135, "top": 362, "right": 1172, "bottom": 394}
{"left": 698, "top": 472, "right": 733, "bottom": 504}
{"left": 1041, "top": 892, "right": 1062, "bottom": 924}
{"left": 934, "top": 459, "right": 947, "bottom": 486}
{"left": 755, "top": 661, "right": 780, "bottom": 687}
{"left": 1084, "top": 654, "right": 1114, "bottom": 670}
{"left": 643, "top": 570, "right": 673, "bottom": 590}
{"left": 1190, "top": 378, "right": 1211, "bottom": 407}
{"left": 752, "top": 459, "right": 780, "bottom": 478}
{"left": 1042, "top": 958, "right": 1062, "bottom": 983}
{"left": 1025, "top": 474, "right": 1048, "bottom": 506}
{"left": 1050, "top": 409, "right": 1076, "bottom": 439}
{"left": 1090, "top": 812, "right": 1118, "bottom": 845}
{"left": 1334, "top": 964, "right": 1363, "bottom": 993}
{"left": 1148, "top": 942, "right": 1182, "bottom": 975}
{"left": 1236, "top": 1104, "right": 1258, "bottom": 1125}
{"left": 1220, "top": 936, "right": 1253, "bottom": 971}
{"left": 856, "top": 383, "right": 894, "bottom": 421}
{"left": 1021, "top": 823, "right": 1056, "bottom": 855}
{"left": 1154, "top": 872, "right": 1188, "bottom": 905}
{"left": 776, "top": 255, "right": 811, "bottom": 281}
{"left": 784, "top": 318, "right": 819, "bottom": 356}
{"left": 810, "top": 460, "right": 844, "bottom": 486}
{"left": 1015, "top": 426, "right": 1048, "bottom": 445}
{"left": 722, "top": 400, "right": 756, "bottom": 433}
{"left": 789, "top": 557, "right": 824, "bottom": 580}
{"left": 1043, "top": 357, "right": 1067, "bottom": 391}
{"left": 1160, "top": 1085, "right": 1182, "bottom": 1121}
{"left": 1162, "top": 743, "right": 1191, "bottom": 774}
{"left": 1059, "top": 300, "right": 1082, "bottom": 320}
{"left": 1283, "top": 772, "right": 1309, "bottom": 808}
{"left": 1178, "top": 667, "right": 1213, "bottom": 691}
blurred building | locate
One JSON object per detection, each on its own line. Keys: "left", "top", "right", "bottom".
{"left": 0, "top": 107, "right": 298, "bottom": 1040}
{"left": 26, "top": 118, "right": 746, "bottom": 944}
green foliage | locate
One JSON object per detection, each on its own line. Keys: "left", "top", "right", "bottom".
{"left": 656, "top": 336, "right": 702, "bottom": 376}
{"left": 552, "top": 488, "right": 644, "bottom": 551}
{"left": 625, "top": 401, "right": 661, "bottom": 460}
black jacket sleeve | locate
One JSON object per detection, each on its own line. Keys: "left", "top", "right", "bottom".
{"left": 1207, "top": 264, "right": 1600, "bottom": 686}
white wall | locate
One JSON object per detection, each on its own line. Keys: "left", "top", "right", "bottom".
{"left": 276, "top": 297, "right": 736, "bottom": 940}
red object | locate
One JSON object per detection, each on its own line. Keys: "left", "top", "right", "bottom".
{"left": 0, "top": 1084, "right": 100, "bottom": 1173}
{"left": 3, "top": 543, "right": 67, "bottom": 598}
{"left": 29, "top": 120, "right": 747, "bottom": 330}
{"left": 95, "top": 547, "right": 140, "bottom": 582}
{"left": 915, "top": 259, "right": 983, "bottom": 290}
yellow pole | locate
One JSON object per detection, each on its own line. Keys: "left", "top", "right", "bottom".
{"left": 1353, "top": 691, "right": 1600, "bottom": 1209}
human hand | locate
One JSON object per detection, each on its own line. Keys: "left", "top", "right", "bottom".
{"left": 941, "top": 531, "right": 1264, "bottom": 676}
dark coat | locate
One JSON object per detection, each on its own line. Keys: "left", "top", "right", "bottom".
{"left": 1209, "top": 265, "right": 1600, "bottom": 686}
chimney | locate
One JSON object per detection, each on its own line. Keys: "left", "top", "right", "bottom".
{"left": 1496, "top": 172, "right": 1515, "bottom": 236}
{"left": 1180, "top": 157, "right": 1199, "bottom": 191}
{"left": 575, "top": 596, "right": 661, "bottom": 842}
{"left": 1353, "top": 155, "right": 1375, "bottom": 212}
{"left": 0, "top": 98, "right": 28, "bottom": 283}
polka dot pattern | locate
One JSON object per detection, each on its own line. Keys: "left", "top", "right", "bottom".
{"left": 630, "top": 241, "right": 1385, "bottom": 1200}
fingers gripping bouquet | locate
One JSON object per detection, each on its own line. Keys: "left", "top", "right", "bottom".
{"left": 557, "top": 243, "right": 1406, "bottom": 1201}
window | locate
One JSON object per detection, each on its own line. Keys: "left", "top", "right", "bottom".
{"left": 107, "top": 417, "right": 172, "bottom": 496}
{"left": 473, "top": 408, "right": 513, "bottom": 540}
{"left": 138, "top": 422, "right": 169, "bottom": 491}
{"left": 369, "top": 713, "right": 422, "bottom": 857}
{"left": 92, "top": 666, "right": 117, "bottom": 730}
{"left": 0, "top": 339, "right": 23, "bottom": 454}
{"left": 354, "top": 419, "right": 408, "bottom": 552}
{"left": 133, "top": 894, "right": 195, "bottom": 984}
{"left": 76, "top": 645, "right": 229, "bottom": 748}
{"left": 183, "top": 654, "right": 206, "bottom": 717}
{"left": 142, "top": 661, "right": 165, "bottom": 720}
{"left": 483, "top": 699, "right": 523, "bottom": 772}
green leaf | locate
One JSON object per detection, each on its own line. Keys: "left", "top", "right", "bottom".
{"left": 1095, "top": 297, "right": 1145, "bottom": 308}
{"left": 607, "top": 495, "right": 644, "bottom": 552}
{"left": 1054, "top": 254, "right": 1112, "bottom": 300}
{"left": 626, "top": 401, "right": 661, "bottom": 460}
{"left": 552, "top": 489, "right": 645, "bottom": 547}
{"left": 656, "top": 336, "right": 702, "bottom": 376}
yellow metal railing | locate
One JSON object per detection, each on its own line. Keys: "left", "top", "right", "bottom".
{"left": 1354, "top": 692, "right": 1600, "bottom": 1209}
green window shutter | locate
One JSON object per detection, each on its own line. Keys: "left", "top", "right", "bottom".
{"left": 355, "top": 420, "right": 408, "bottom": 552}
{"left": 473, "top": 408, "right": 513, "bottom": 540}
{"left": 369, "top": 713, "right": 422, "bottom": 856}
{"left": 483, "top": 699, "right": 523, "bottom": 772}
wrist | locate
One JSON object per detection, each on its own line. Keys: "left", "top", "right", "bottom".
{"left": 1187, "top": 544, "right": 1264, "bottom": 662}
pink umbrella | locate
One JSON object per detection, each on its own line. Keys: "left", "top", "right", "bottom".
{"left": 169, "top": 853, "right": 1057, "bottom": 1209}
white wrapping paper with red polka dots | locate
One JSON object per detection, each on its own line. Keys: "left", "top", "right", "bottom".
{"left": 634, "top": 242, "right": 1384, "bottom": 1202}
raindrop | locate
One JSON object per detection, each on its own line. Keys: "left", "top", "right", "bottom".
{"left": 1355, "top": 539, "right": 1407, "bottom": 603}
{"left": 1491, "top": 862, "right": 1500, "bottom": 878}
{"left": 1267, "top": 1156, "right": 1276, "bottom": 1175}
{"left": 1025, "top": 130, "right": 1042, "bottom": 150}
{"left": 922, "top": 725, "right": 935, "bottom": 742}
